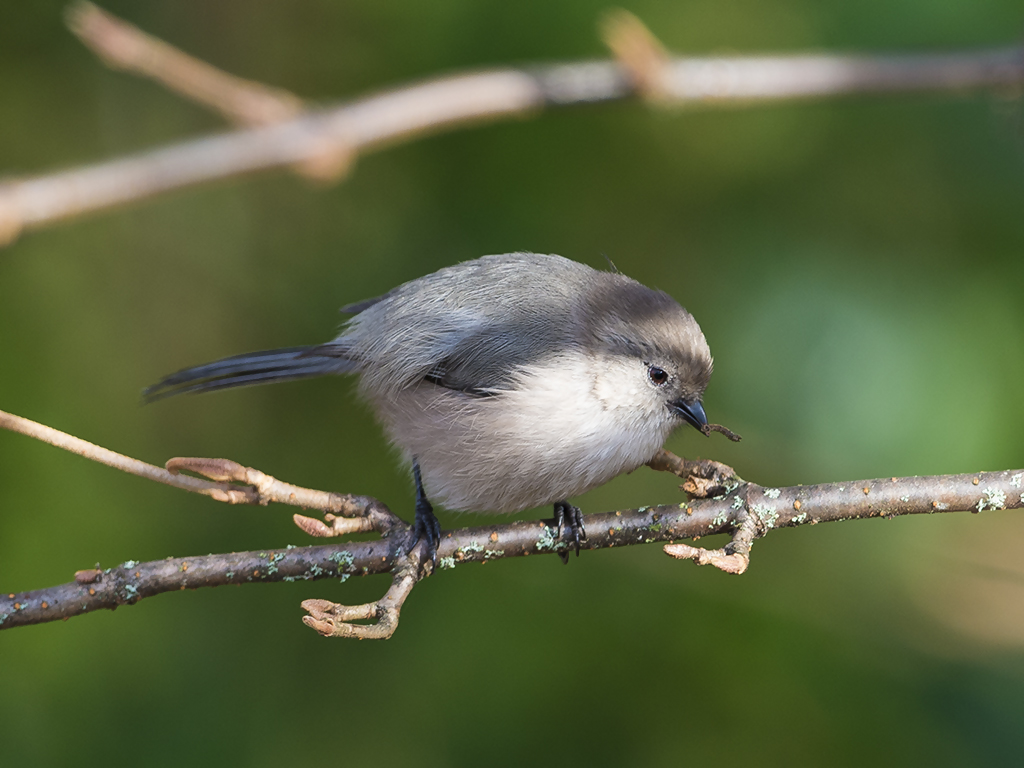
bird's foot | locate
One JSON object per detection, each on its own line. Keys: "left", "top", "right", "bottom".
{"left": 554, "top": 500, "right": 586, "bottom": 563}
{"left": 410, "top": 460, "right": 440, "bottom": 566}
{"left": 410, "top": 499, "right": 441, "bottom": 566}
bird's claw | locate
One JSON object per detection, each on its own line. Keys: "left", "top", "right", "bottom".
{"left": 409, "top": 460, "right": 441, "bottom": 566}
{"left": 554, "top": 501, "right": 586, "bottom": 561}
{"left": 410, "top": 505, "right": 441, "bottom": 566}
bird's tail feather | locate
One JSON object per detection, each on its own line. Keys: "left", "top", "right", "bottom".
{"left": 143, "top": 346, "right": 356, "bottom": 402}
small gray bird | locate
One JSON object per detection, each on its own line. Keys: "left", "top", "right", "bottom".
{"left": 146, "top": 252, "right": 715, "bottom": 560}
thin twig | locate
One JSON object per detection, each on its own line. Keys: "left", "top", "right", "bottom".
{"left": 0, "top": 5, "right": 1021, "bottom": 245}
{"left": 0, "top": 410, "right": 401, "bottom": 534}
{"left": 0, "top": 408, "right": 252, "bottom": 501}
{"left": 163, "top": 456, "right": 405, "bottom": 536}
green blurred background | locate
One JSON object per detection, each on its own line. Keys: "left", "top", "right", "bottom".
{"left": 3, "top": 1, "right": 1024, "bottom": 765}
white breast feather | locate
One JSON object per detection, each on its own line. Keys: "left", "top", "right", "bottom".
{"left": 366, "top": 352, "right": 677, "bottom": 513}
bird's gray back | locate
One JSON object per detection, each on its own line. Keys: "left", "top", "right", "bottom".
{"left": 328, "top": 253, "right": 591, "bottom": 395}
{"left": 324, "top": 252, "right": 706, "bottom": 398}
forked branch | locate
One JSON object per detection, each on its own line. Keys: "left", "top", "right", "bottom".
{"left": 1, "top": 407, "right": 1021, "bottom": 638}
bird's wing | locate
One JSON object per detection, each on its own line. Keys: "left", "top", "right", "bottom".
{"left": 333, "top": 253, "right": 597, "bottom": 397}
{"left": 422, "top": 317, "right": 572, "bottom": 394}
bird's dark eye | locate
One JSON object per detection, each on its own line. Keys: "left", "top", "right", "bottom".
{"left": 648, "top": 366, "right": 669, "bottom": 386}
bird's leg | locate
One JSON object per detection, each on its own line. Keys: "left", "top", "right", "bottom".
{"left": 411, "top": 460, "right": 441, "bottom": 565}
{"left": 554, "top": 500, "right": 586, "bottom": 561}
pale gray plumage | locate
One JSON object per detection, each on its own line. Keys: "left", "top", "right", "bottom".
{"left": 147, "top": 252, "right": 714, "bottom": 539}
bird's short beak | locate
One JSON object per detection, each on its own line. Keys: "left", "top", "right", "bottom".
{"left": 672, "top": 399, "right": 708, "bottom": 433}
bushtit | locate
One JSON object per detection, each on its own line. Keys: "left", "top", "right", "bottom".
{"left": 147, "top": 252, "right": 715, "bottom": 560}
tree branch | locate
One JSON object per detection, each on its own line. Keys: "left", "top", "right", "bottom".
{"left": 2, "top": 405, "right": 1021, "bottom": 636}
{"left": 66, "top": 2, "right": 305, "bottom": 127}
{"left": 0, "top": 3, "right": 1020, "bottom": 245}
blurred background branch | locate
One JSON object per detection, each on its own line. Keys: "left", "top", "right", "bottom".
{"left": 67, "top": 2, "right": 306, "bottom": 127}
{"left": 0, "top": 4, "right": 1021, "bottom": 246}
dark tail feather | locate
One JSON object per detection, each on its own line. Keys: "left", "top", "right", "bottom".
{"left": 144, "top": 346, "right": 357, "bottom": 402}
